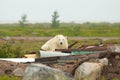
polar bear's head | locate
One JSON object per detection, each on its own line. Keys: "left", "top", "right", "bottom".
{"left": 55, "top": 35, "right": 68, "bottom": 46}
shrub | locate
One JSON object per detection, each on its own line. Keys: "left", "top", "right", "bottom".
{"left": 0, "top": 42, "right": 24, "bottom": 58}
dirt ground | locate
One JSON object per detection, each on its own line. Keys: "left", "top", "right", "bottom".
{"left": 100, "top": 52, "right": 120, "bottom": 79}
{"left": 0, "top": 52, "right": 119, "bottom": 80}
{"left": 1, "top": 36, "right": 120, "bottom": 41}
{"left": 102, "top": 59, "right": 120, "bottom": 79}
{"left": 0, "top": 60, "right": 28, "bottom": 76}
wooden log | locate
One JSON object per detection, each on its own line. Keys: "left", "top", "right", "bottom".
{"left": 35, "top": 56, "right": 60, "bottom": 63}
{"left": 56, "top": 46, "right": 107, "bottom": 52}
{"left": 55, "top": 49, "right": 79, "bottom": 53}
{"left": 68, "top": 41, "right": 78, "bottom": 49}
{"left": 35, "top": 53, "right": 100, "bottom": 63}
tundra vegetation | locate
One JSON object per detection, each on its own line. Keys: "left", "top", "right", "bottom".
{"left": 0, "top": 22, "right": 120, "bottom": 58}
{"left": 0, "top": 23, "right": 120, "bottom": 80}
{"left": 0, "top": 22, "right": 120, "bottom": 37}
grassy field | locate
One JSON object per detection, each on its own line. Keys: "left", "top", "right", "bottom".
{"left": 0, "top": 22, "right": 120, "bottom": 58}
{"left": 0, "top": 38, "right": 120, "bottom": 58}
{"left": 0, "top": 22, "right": 120, "bottom": 37}
{"left": 0, "top": 23, "right": 120, "bottom": 80}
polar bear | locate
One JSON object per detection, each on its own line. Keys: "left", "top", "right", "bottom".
{"left": 41, "top": 35, "right": 68, "bottom": 51}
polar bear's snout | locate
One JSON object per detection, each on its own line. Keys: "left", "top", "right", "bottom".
{"left": 58, "top": 38, "right": 64, "bottom": 45}
{"left": 60, "top": 42, "right": 63, "bottom": 45}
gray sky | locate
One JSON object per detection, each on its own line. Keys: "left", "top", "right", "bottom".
{"left": 0, "top": 0, "right": 120, "bottom": 23}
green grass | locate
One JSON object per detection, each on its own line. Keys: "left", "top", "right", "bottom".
{"left": 0, "top": 75, "right": 21, "bottom": 80}
{"left": 0, "top": 22, "right": 120, "bottom": 58}
{"left": 0, "top": 38, "right": 120, "bottom": 58}
{"left": 0, "top": 40, "right": 46, "bottom": 58}
{"left": 0, "top": 38, "right": 47, "bottom": 58}
{"left": 0, "top": 75, "right": 119, "bottom": 80}
{"left": 0, "top": 23, "right": 119, "bottom": 79}
{"left": 0, "top": 42, "right": 24, "bottom": 58}
{"left": 0, "top": 23, "right": 120, "bottom": 37}
{"left": 104, "top": 39, "right": 120, "bottom": 44}
{"left": 101, "top": 76, "right": 119, "bottom": 80}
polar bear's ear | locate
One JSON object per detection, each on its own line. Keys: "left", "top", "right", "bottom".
{"left": 55, "top": 36, "right": 59, "bottom": 39}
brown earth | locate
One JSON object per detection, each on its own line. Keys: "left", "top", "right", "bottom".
{"left": 100, "top": 52, "right": 120, "bottom": 80}
{"left": 0, "top": 60, "right": 28, "bottom": 76}
{"left": 1, "top": 36, "right": 120, "bottom": 41}
{"left": 102, "top": 59, "right": 120, "bottom": 79}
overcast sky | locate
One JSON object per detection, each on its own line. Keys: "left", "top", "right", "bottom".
{"left": 0, "top": 0, "right": 120, "bottom": 23}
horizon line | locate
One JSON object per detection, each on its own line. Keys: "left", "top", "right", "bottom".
{"left": 0, "top": 20, "right": 120, "bottom": 24}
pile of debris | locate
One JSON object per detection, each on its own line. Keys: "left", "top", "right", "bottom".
{"left": 0, "top": 51, "right": 119, "bottom": 80}
{"left": 0, "top": 41, "right": 120, "bottom": 80}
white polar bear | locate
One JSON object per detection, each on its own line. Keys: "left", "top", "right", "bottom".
{"left": 41, "top": 35, "right": 68, "bottom": 51}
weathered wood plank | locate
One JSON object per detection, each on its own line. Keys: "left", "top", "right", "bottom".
{"left": 68, "top": 41, "right": 78, "bottom": 49}
{"left": 55, "top": 46, "right": 107, "bottom": 53}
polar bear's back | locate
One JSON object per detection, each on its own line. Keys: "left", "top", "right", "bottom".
{"left": 41, "top": 38, "right": 56, "bottom": 51}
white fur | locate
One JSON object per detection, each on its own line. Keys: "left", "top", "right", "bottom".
{"left": 41, "top": 35, "right": 68, "bottom": 51}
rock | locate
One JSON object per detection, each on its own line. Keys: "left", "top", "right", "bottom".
{"left": 23, "top": 64, "right": 72, "bottom": 80}
{"left": 0, "top": 69, "right": 5, "bottom": 76}
{"left": 115, "top": 45, "right": 120, "bottom": 52}
{"left": 115, "top": 55, "right": 120, "bottom": 59}
{"left": 12, "top": 68, "right": 24, "bottom": 77}
{"left": 98, "top": 58, "right": 108, "bottom": 65}
{"left": 75, "top": 62, "right": 102, "bottom": 80}
{"left": 75, "top": 58, "right": 108, "bottom": 80}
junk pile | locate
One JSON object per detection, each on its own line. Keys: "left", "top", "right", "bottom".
{"left": 40, "top": 41, "right": 108, "bottom": 58}
{"left": 0, "top": 41, "right": 120, "bottom": 80}
{"left": 33, "top": 41, "right": 119, "bottom": 80}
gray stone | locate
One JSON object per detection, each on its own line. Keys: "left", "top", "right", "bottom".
{"left": 23, "top": 64, "right": 72, "bottom": 80}
{"left": 13, "top": 68, "right": 24, "bottom": 77}
{"left": 75, "top": 58, "right": 108, "bottom": 80}
{"left": 75, "top": 62, "right": 102, "bottom": 80}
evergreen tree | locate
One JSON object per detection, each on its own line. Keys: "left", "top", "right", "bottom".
{"left": 19, "top": 14, "right": 27, "bottom": 27}
{"left": 51, "top": 11, "right": 60, "bottom": 28}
